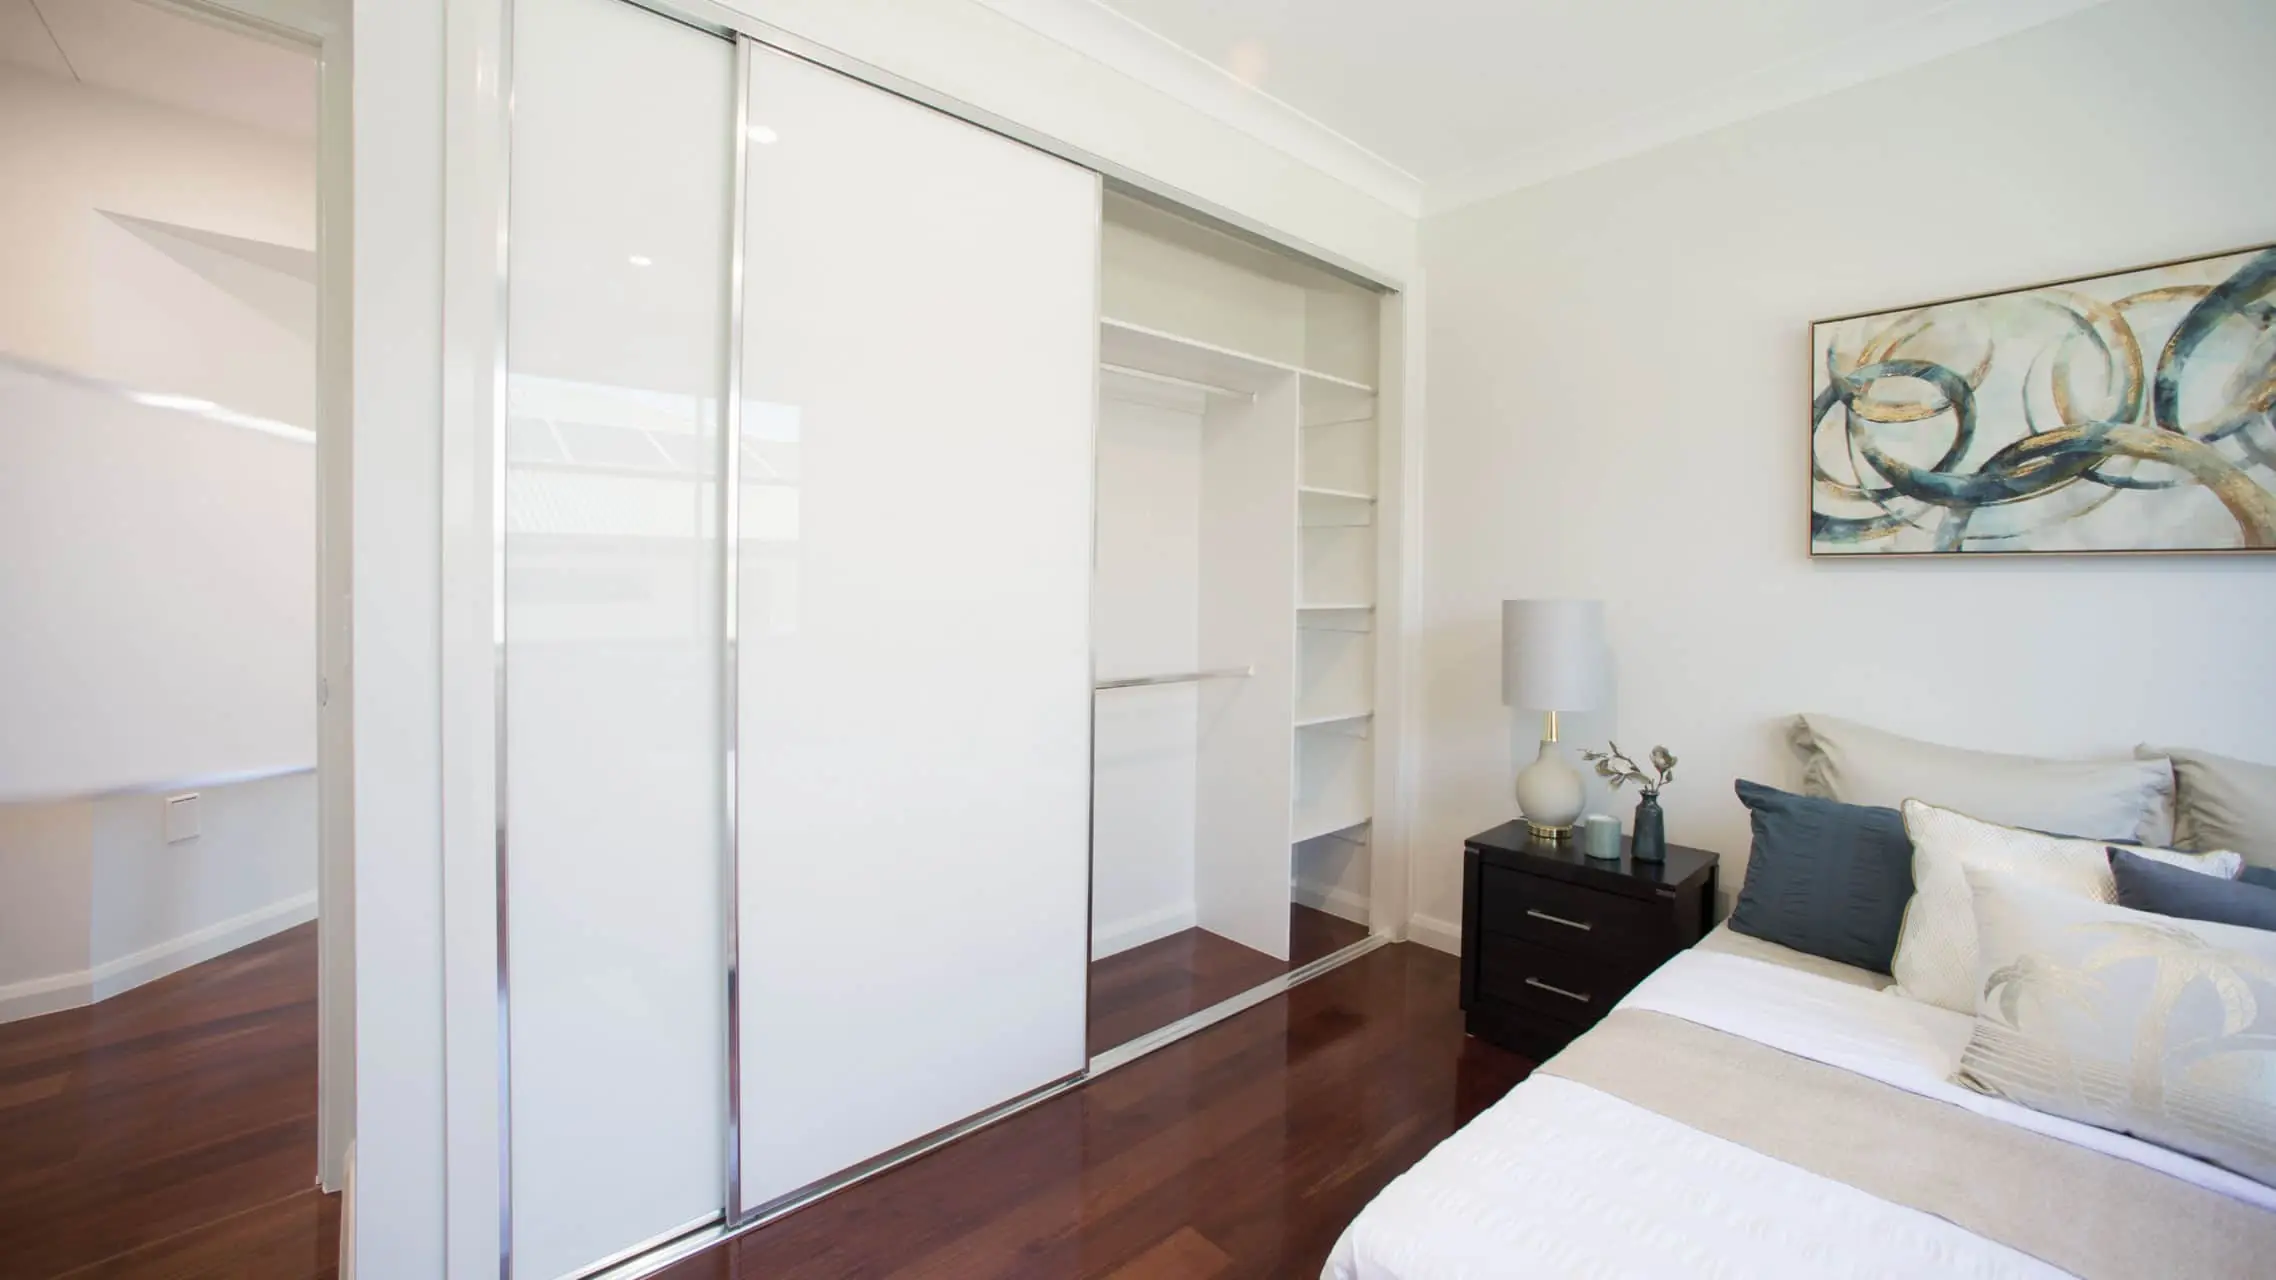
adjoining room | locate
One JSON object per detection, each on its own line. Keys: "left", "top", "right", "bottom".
{"left": 0, "top": 1, "right": 337, "bottom": 1272}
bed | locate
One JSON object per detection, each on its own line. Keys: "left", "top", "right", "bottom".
{"left": 1324, "top": 925, "right": 2276, "bottom": 1279}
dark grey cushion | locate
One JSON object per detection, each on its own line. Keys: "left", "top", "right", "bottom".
{"left": 1731, "top": 780, "right": 1915, "bottom": 974}
{"left": 2108, "top": 847, "right": 2276, "bottom": 931}
{"left": 2243, "top": 865, "right": 2276, "bottom": 892}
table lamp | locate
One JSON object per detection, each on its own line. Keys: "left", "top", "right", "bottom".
{"left": 1502, "top": 599, "right": 1605, "bottom": 840}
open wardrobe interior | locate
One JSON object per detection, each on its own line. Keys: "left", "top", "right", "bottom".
{"left": 1088, "top": 194, "right": 1393, "bottom": 1060}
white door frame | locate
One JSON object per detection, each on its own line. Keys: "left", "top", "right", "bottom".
{"left": 151, "top": 0, "right": 355, "bottom": 1192}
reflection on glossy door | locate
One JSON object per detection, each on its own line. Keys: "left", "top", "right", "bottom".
{"left": 503, "top": 0, "right": 734, "bottom": 1272}
{"left": 734, "top": 44, "right": 1101, "bottom": 1212}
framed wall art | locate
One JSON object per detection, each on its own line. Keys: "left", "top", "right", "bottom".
{"left": 1811, "top": 242, "right": 2276, "bottom": 556}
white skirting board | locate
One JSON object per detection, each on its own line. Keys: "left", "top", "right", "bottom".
{"left": 1292, "top": 878, "right": 1369, "bottom": 926}
{"left": 1406, "top": 912, "right": 1462, "bottom": 956}
{"left": 1092, "top": 900, "right": 1198, "bottom": 960}
{"left": 0, "top": 890, "right": 316, "bottom": 1024}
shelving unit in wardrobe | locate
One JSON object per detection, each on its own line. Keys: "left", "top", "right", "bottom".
{"left": 1089, "top": 192, "right": 1386, "bottom": 981}
{"left": 1291, "top": 370, "right": 1379, "bottom": 877}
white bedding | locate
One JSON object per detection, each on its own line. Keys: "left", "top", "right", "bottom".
{"left": 1621, "top": 948, "right": 2276, "bottom": 1210}
{"left": 1323, "top": 942, "right": 2271, "bottom": 1280}
{"left": 1322, "top": 1075, "right": 2063, "bottom": 1280}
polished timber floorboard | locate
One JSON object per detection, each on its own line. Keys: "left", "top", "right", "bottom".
{"left": 1087, "top": 906, "right": 1372, "bottom": 1056}
{"left": 0, "top": 923, "right": 337, "bottom": 1280}
{"left": 0, "top": 929, "right": 1523, "bottom": 1278}
{"left": 666, "top": 941, "right": 1530, "bottom": 1280}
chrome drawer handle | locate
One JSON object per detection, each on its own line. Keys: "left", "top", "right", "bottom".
{"left": 1525, "top": 908, "right": 1592, "bottom": 932}
{"left": 1525, "top": 977, "right": 1591, "bottom": 1004}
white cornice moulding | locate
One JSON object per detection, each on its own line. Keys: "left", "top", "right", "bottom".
{"left": 969, "top": 0, "right": 1424, "bottom": 218}
{"left": 1423, "top": 0, "right": 2114, "bottom": 216}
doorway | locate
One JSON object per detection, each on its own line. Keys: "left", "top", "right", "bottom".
{"left": 0, "top": 1, "right": 343, "bottom": 1272}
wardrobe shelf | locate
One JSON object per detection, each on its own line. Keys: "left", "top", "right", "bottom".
{"left": 1293, "top": 709, "right": 1372, "bottom": 730}
{"left": 1299, "top": 486, "right": 1376, "bottom": 528}
{"left": 1300, "top": 376, "right": 1379, "bottom": 429}
{"left": 1100, "top": 317, "right": 1376, "bottom": 395}
{"left": 1291, "top": 808, "right": 1373, "bottom": 845}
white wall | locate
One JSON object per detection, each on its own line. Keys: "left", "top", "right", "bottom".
{"left": 1092, "top": 393, "right": 1203, "bottom": 957}
{"left": 1409, "top": 0, "right": 2276, "bottom": 946}
{"left": 0, "top": 63, "right": 320, "bottom": 1011}
{"left": 0, "top": 772, "right": 318, "bottom": 1022}
{"left": 0, "top": 66, "right": 313, "bottom": 411}
{"left": 0, "top": 371, "right": 317, "bottom": 799}
{"left": 89, "top": 772, "right": 318, "bottom": 979}
{"left": 0, "top": 802, "right": 97, "bottom": 1015}
{"left": 0, "top": 66, "right": 316, "bottom": 798}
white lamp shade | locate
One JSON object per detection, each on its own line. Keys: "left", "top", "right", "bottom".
{"left": 1502, "top": 599, "right": 1605, "bottom": 711}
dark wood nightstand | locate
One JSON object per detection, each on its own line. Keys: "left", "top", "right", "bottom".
{"left": 1460, "top": 822, "right": 1719, "bottom": 1060}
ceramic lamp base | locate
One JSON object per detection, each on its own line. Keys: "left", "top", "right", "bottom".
{"left": 1514, "top": 730, "right": 1584, "bottom": 839}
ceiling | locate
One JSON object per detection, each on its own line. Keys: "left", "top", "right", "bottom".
{"left": 0, "top": 0, "right": 314, "bottom": 139}
{"left": 982, "top": 0, "right": 2110, "bottom": 214}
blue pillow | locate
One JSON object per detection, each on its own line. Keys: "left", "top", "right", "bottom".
{"left": 2108, "top": 847, "right": 2276, "bottom": 931}
{"left": 1731, "top": 780, "right": 1915, "bottom": 974}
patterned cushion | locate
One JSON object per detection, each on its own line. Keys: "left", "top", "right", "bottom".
{"left": 1890, "top": 800, "right": 2243, "bottom": 1014}
{"left": 1956, "top": 867, "right": 2276, "bottom": 1188}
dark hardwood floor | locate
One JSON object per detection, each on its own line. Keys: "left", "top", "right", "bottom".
{"left": 664, "top": 939, "right": 1529, "bottom": 1280}
{"left": 0, "top": 923, "right": 1522, "bottom": 1280}
{"left": 1088, "top": 905, "right": 1371, "bottom": 1055}
{"left": 0, "top": 923, "right": 335, "bottom": 1280}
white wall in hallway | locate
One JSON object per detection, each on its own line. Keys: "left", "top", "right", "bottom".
{"left": 0, "top": 64, "right": 316, "bottom": 799}
{"left": 0, "top": 771, "right": 318, "bottom": 1022}
{"left": 0, "top": 61, "right": 319, "bottom": 1017}
{"left": 1409, "top": 0, "right": 2276, "bottom": 946}
{"left": 0, "top": 66, "right": 313, "bottom": 406}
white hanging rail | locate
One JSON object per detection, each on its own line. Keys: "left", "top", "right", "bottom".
{"left": 1094, "top": 666, "right": 1254, "bottom": 691}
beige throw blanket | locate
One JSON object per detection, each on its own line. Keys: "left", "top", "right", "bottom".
{"left": 1544, "top": 1010, "right": 2276, "bottom": 1279}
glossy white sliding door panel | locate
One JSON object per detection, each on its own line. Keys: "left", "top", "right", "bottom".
{"left": 737, "top": 46, "right": 1098, "bottom": 1212}
{"left": 504, "top": 0, "right": 731, "bottom": 1272}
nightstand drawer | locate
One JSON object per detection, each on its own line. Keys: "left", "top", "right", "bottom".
{"left": 1479, "top": 865, "right": 1662, "bottom": 957}
{"left": 1476, "top": 933, "right": 1652, "bottom": 1025}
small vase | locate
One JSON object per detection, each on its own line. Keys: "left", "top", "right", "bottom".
{"left": 1631, "top": 793, "right": 1667, "bottom": 863}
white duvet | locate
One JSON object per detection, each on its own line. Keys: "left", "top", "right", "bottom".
{"left": 1323, "top": 943, "right": 2269, "bottom": 1280}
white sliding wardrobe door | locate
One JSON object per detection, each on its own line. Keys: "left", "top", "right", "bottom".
{"left": 504, "top": 0, "right": 731, "bottom": 1273}
{"left": 737, "top": 45, "right": 1099, "bottom": 1211}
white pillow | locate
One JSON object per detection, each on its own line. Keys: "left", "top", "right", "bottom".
{"left": 1789, "top": 714, "right": 2175, "bottom": 845}
{"left": 1890, "top": 799, "right": 2242, "bottom": 1013}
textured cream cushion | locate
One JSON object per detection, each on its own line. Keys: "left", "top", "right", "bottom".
{"left": 1790, "top": 714, "right": 2174, "bottom": 845}
{"left": 1890, "top": 800, "right": 2242, "bottom": 1014}
{"left": 2144, "top": 745, "right": 2276, "bottom": 869}
{"left": 1956, "top": 867, "right": 2276, "bottom": 1188}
